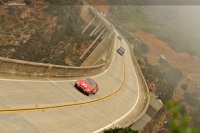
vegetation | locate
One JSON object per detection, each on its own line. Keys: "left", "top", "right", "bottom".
{"left": 127, "top": 35, "right": 200, "bottom": 131}
{"left": 133, "top": 40, "right": 182, "bottom": 100}
{"left": 0, "top": 17, "right": 4, "bottom": 24}
{"left": 0, "top": 0, "right": 99, "bottom": 66}
{"left": 181, "top": 84, "right": 188, "bottom": 91}
{"left": 166, "top": 100, "right": 198, "bottom": 133}
{"left": 184, "top": 92, "right": 199, "bottom": 107}
{"left": 109, "top": 6, "right": 156, "bottom": 31}
{"left": 103, "top": 101, "right": 197, "bottom": 133}
{"left": 103, "top": 127, "right": 138, "bottom": 133}
{"left": 107, "top": 0, "right": 143, "bottom": 5}
{"left": 45, "top": 0, "right": 78, "bottom": 5}
{"left": 23, "top": 0, "right": 32, "bottom": 5}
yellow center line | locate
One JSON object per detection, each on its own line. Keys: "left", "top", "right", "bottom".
{"left": 0, "top": 58, "right": 126, "bottom": 114}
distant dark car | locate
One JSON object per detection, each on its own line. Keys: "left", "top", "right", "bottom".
{"left": 117, "top": 36, "right": 122, "bottom": 41}
{"left": 75, "top": 78, "right": 99, "bottom": 96}
{"left": 117, "top": 47, "right": 125, "bottom": 56}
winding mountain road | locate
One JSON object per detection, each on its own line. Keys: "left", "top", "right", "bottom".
{"left": 0, "top": 31, "right": 146, "bottom": 132}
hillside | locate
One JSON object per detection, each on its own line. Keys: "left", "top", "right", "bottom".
{"left": 0, "top": 0, "right": 97, "bottom": 66}
{"left": 133, "top": 31, "right": 200, "bottom": 132}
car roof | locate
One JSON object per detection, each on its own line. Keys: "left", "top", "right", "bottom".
{"left": 119, "top": 47, "right": 125, "bottom": 51}
{"left": 85, "top": 78, "right": 97, "bottom": 88}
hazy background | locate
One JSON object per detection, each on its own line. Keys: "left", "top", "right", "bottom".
{"left": 110, "top": 5, "right": 200, "bottom": 56}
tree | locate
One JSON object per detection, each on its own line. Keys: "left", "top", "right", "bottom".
{"left": 23, "top": 0, "right": 32, "bottom": 5}
{"left": 166, "top": 100, "right": 198, "bottom": 133}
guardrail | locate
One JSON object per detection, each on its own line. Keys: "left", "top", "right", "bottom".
{"left": 0, "top": 57, "right": 108, "bottom": 77}
{"left": 0, "top": 33, "right": 115, "bottom": 77}
{"left": 0, "top": 36, "right": 115, "bottom": 78}
{"left": 118, "top": 32, "right": 150, "bottom": 127}
{"left": 0, "top": 32, "right": 115, "bottom": 77}
{"left": 126, "top": 39, "right": 150, "bottom": 127}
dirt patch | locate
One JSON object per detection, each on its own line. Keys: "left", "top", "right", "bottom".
{"left": 146, "top": 52, "right": 160, "bottom": 66}
{"left": 134, "top": 30, "right": 200, "bottom": 84}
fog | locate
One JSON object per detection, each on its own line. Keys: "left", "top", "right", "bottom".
{"left": 142, "top": 6, "right": 200, "bottom": 34}
{"left": 138, "top": 6, "right": 200, "bottom": 55}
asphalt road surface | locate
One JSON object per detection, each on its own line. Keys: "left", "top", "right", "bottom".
{"left": 0, "top": 32, "right": 145, "bottom": 133}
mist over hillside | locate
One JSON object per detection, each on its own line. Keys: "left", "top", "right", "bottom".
{"left": 101, "top": 0, "right": 200, "bottom": 5}
{"left": 138, "top": 5, "right": 200, "bottom": 56}
{"left": 107, "top": 1, "right": 200, "bottom": 56}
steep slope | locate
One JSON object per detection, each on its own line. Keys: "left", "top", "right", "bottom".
{"left": 0, "top": 0, "right": 92, "bottom": 66}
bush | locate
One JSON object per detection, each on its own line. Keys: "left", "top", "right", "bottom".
{"left": 23, "top": 0, "right": 32, "bottom": 5}
{"left": 184, "top": 92, "right": 199, "bottom": 107}
{"left": 133, "top": 41, "right": 149, "bottom": 56}
{"left": 66, "top": 23, "right": 74, "bottom": 36}
{"left": 44, "top": 0, "right": 77, "bottom": 5}
{"left": 104, "top": 127, "right": 138, "bottom": 133}
{"left": 0, "top": 17, "right": 5, "bottom": 24}
{"left": 181, "top": 84, "right": 188, "bottom": 91}
{"left": 166, "top": 100, "right": 198, "bottom": 133}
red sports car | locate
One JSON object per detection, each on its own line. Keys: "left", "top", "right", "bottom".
{"left": 75, "top": 78, "right": 99, "bottom": 95}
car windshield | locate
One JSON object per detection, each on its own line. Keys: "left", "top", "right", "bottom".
{"left": 120, "top": 47, "right": 125, "bottom": 51}
{"left": 85, "top": 78, "right": 97, "bottom": 88}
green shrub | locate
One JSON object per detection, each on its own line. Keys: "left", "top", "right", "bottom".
{"left": 0, "top": 17, "right": 4, "bottom": 24}
{"left": 166, "top": 100, "right": 198, "bottom": 133}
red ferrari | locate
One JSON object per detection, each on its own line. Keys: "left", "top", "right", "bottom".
{"left": 75, "top": 78, "right": 99, "bottom": 95}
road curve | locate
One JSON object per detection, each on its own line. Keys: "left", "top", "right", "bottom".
{"left": 0, "top": 32, "right": 145, "bottom": 133}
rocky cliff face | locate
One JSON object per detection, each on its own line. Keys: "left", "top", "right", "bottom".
{"left": 0, "top": 0, "right": 82, "bottom": 65}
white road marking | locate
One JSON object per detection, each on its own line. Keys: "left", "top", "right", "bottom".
{"left": 0, "top": 31, "right": 143, "bottom": 132}
{"left": 92, "top": 35, "right": 140, "bottom": 133}
{"left": 47, "top": 78, "right": 119, "bottom": 128}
